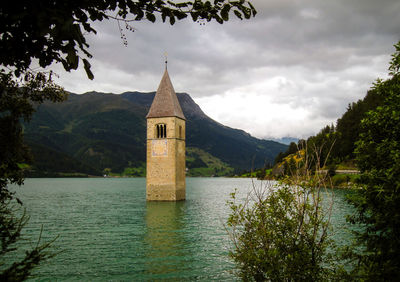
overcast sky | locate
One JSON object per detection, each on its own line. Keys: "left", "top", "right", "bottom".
{"left": 51, "top": 0, "right": 400, "bottom": 140}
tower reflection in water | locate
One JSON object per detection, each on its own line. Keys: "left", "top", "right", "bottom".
{"left": 144, "top": 201, "right": 190, "bottom": 279}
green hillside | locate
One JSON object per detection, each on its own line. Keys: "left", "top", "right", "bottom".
{"left": 23, "top": 91, "right": 287, "bottom": 177}
{"left": 273, "top": 83, "right": 384, "bottom": 177}
{"left": 186, "top": 147, "right": 234, "bottom": 176}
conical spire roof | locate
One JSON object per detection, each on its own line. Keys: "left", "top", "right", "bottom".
{"left": 146, "top": 68, "right": 185, "bottom": 120}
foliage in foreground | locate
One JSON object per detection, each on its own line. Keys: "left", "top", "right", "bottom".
{"left": 226, "top": 148, "right": 343, "bottom": 281}
{"left": 0, "top": 0, "right": 256, "bottom": 80}
{"left": 0, "top": 71, "right": 67, "bottom": 279}
{"left": 0, "top": 195, "right": 57, "bottom": 280}
{"left": 346, "top": 40, "right": 400, "bottom": 280}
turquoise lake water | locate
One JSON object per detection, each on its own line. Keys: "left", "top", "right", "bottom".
{"left": 11, "top": 178, "right": 354, "bottom": 281}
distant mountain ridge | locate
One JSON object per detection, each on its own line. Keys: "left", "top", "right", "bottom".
{"left": 270, "top": 137, "right": 299, "bottom": 145}
{"left": 24, "top": 91, "right": 287, "bottom": 176}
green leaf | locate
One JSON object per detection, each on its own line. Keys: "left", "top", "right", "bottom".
{"left": 161, "top": 11, "right": 167, "bottom": 22}
{"left": 191, "top": 12, "right": 199, "bottom": 22}
{"left": 221, "top": 4, "right": 230, "bottom": 21}
{"left": 173, "top": 10, "right": 187, "bottom": 20}
{"left": 146, "top": 13, "right": 156, "bottom": 22}
{"left": 169, "top": 15, "right": 176, "bottom": 25}
{"left": 175, "top": 2, "right": 188, "bottom": 8}
{"left": 242, "top": 7, "right": 251, "bottom": 19}
{"left": 248, "top": 1, "right": 257, "bottom": 16}
{"left": 233, "top": 10, "right": 243, "bottom": 20}
{"left": 66, "top": 50, "right": 79, "bottom": 70}
{"left": 83, "top": 59, "right": 94, "bottom": 80}
{"left": 135, "top": 9, "right": 144, "bottom": 20}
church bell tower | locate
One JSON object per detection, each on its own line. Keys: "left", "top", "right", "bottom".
{"left": 146, "top": 65, "right": 186, "bottom": 201}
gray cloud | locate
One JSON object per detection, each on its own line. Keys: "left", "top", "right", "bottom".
{"left": 53, "top": 0, "right": 400, "bottom": 139}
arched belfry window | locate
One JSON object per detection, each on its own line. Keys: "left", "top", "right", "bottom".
{"left": 156, "top": 124, "right": 167, "bottom": 138}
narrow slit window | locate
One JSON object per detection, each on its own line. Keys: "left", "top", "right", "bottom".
{"left": 156, "top": 124, "right": 166, "bottom": 138}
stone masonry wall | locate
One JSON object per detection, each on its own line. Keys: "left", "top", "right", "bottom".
{"left": 146, "top": 117, "right": 185, "bottom": 201}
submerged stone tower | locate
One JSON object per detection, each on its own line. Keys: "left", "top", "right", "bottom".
{"left": 146, "top": 66, "right": 186, "bottom": 201}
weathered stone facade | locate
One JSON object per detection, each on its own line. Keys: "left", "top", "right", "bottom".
{"left": 146, "top": 69, "right": 186, "bottom": 201}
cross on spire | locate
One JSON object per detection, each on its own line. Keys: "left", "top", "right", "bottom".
{"left": 164, "top": 52, "right": 168, "bottom": 70}
{"left": 146, "top": 64, "right": 185, "bottom": 120}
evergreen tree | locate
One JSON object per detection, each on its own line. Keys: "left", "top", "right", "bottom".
{"left": 306, "top": 124, "right": 337, "bottom": 168}
{"left": 287, "top": 142, "right": 298, "bottom": 155}
{"left": 348, "top": 41, "right": 400, "bottom": 280}
{"left": 334, "top": 88, "right": 383, "bottom": 161}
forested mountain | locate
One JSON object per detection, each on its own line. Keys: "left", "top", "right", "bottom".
{"left": 274, "top": 86, "right": 384, "bottom": 171}
{"left": 24, "top": 91, "right": 287, "bottom": 176}
{"left": 334, "top": 88, "right": 383, "bottom": 160}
